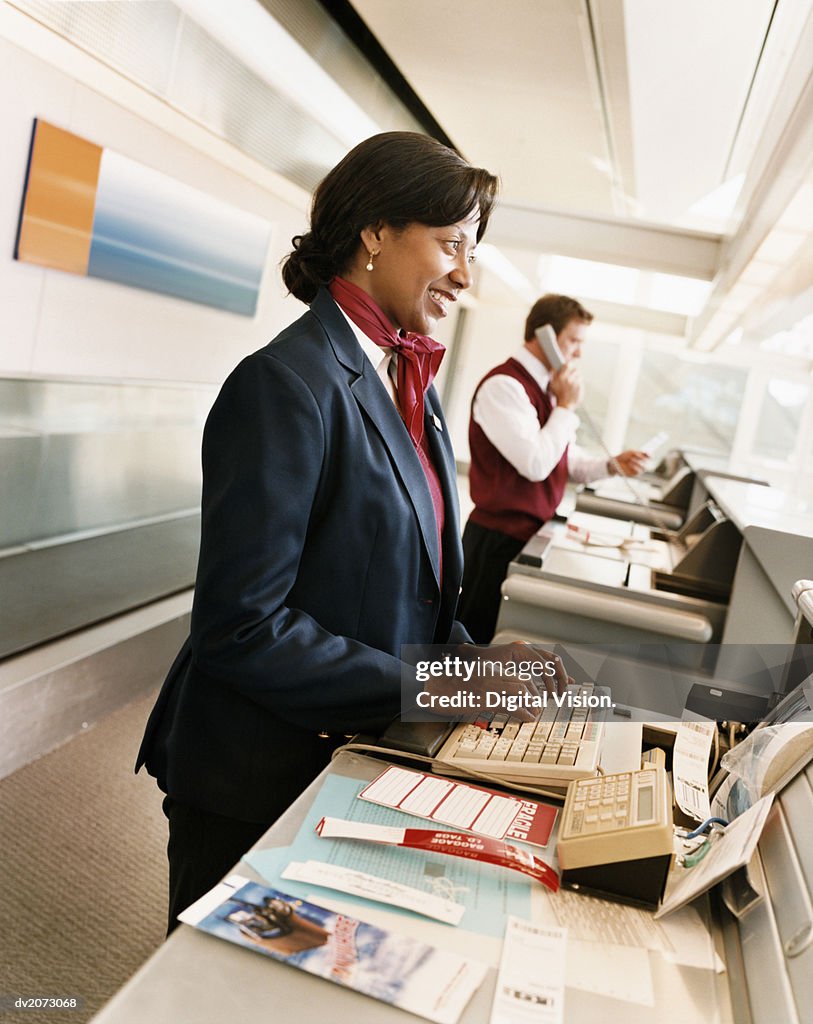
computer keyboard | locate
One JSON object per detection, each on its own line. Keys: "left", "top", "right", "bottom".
{"left": 435, "top": 683, "right": 609, "bottom": 789}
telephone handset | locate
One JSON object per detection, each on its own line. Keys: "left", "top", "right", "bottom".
{"left": 535, "top": 324, "right": 566, "bottom": 372}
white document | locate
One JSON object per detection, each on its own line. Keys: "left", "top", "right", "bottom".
{"left": 542, "top": 886, "right": 671, "bottom": 954}
{"left": 537, "top": 884, "right": 719, "bottom": 970}
{"left": 527, "top": 890, "right": 654, "bottom": 1005}
{"left": 490, "top": 917, "right": 566, "bottom": 1024}
{"left": 281, "top": 860, "right": 465, "bottom": 925}
{"left": 566, "top": 940, "right": 653, "bottom": 1006}
{"left": 317, "top": 818, "right": 407, "bottom": 844}
{"left": 673, "top": 720, "right": 716, "bottom": 822}
{"left": 656, "top": 794, "right": 774, "bottom": 918}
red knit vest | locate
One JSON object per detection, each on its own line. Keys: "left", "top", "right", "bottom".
{"left": 468, "top": 358, "right": 569, "bottom": 542}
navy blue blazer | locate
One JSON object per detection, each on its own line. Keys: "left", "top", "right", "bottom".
{"left": 136, "top": 288, "right": 468, "bottom": 821}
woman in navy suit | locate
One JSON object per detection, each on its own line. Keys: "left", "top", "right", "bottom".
{"left": 137, "top": 132, "right": 499, "bottom": 930}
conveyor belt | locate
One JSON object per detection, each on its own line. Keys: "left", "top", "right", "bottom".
{"left": 0, "top": 514, "right": 200, "bottom": 658}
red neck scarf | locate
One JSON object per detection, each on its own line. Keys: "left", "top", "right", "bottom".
{"left": 329, "top": 277, "right": 445, "bottom": 445}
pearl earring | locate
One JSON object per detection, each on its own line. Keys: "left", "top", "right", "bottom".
{"left": 366, "top": 250, "right": 378, "bottom": 272}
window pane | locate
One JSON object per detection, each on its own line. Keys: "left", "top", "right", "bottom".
{"left": 627, "top": 351, "right": 747, "bottom": 453}
{"left": 574, "top": 339, "right": 620, "bottom": 449}
{"left": 752, "top": 379, "right": 808, "bottom": 461}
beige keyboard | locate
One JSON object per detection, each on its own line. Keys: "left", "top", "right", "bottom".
{"left": 436, "top": 683, "right": 609, "bottom": 789}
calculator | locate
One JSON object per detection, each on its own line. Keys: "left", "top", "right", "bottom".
{"left": 557, "top": 763, "right": 673, "bottom": 908}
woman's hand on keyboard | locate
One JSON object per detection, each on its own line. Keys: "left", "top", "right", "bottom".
{"left": 520, "top": 645, "right": 569, "bottom": 695}
{"left": 451, "top": 641, "right": 567, "bottom": 721}
{"left": 460, "top": 642, "right": 567, "bottom": 695}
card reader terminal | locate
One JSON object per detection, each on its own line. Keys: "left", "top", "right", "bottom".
{"left": 557, "top": 762, "right": 673, "bottom": 908}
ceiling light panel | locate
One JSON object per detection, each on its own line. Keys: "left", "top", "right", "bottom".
{"left": 542, "top": 255, "right": 639, "bottom": 305}
{"left": 624, "top": 0, "right": 775, "bottom": 225}
{"left": 649, "top": 273, "right": 712, "bottom": 316}
{"left": 539, "top": 254, "right": 710, "bottom": 317}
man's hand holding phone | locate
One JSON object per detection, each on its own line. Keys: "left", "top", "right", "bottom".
{"left": 549, "top": 363, "right": 584, "bottom": 410}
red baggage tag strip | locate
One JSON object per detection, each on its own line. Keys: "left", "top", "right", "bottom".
{"left": 316, "top": 816, "right": 559, "bottom": 893}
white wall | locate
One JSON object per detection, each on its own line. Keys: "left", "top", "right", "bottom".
{"left": 444, "top": 300, "right": 527, "bottom": 461}
{"left": 0, "top": 19, "right": 312, "bottom": 386}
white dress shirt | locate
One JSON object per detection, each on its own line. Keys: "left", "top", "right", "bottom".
{"left": 337, "top": 304, "right": 398, "bottom": 405}
{"left": 472, "top": 346, "right": 609, "bottom": 484}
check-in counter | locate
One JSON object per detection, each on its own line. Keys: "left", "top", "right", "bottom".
{"left": 575, "top": 448, "right": 768, "bottom": 531}
{"left": 495, "top": 501, "right": 740, "bottom": 658}
{"left": 89, "top": 586, "right": 813, "bottom": 1024}
{"left": 574, "top": 465, "right": 695, "bottom": 530}
{"left": 495, "top": 477, "right": 813, "bottom": 696}
{"left": 89, "top": 748, "right": 736, "bottom": 1024}
{"left": 703, "top": 479, "right": 813, "bottom": 683}
{"left": 89, "top": 744, "right": 813, "bottom": 1024}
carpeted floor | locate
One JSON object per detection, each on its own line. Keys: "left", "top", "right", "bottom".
{"left": 0, "top": 691, "right": 168, "bottom": 1024}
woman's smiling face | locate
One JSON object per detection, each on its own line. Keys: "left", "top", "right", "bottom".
{"left": 359, "top": 211, "right": 480, "bottom": 334}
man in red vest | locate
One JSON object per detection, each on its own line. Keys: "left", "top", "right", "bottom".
{"left": 458, "top": 294, "right": 647, "bottom": 642}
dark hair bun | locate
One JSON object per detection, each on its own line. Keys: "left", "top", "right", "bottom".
{"left": 281, "top": 232, "right": 336, "bottom": 303}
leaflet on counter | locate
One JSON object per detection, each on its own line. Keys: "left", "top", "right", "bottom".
{"left": 179, "top": 875, "right": 487, "bottom": 1024}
